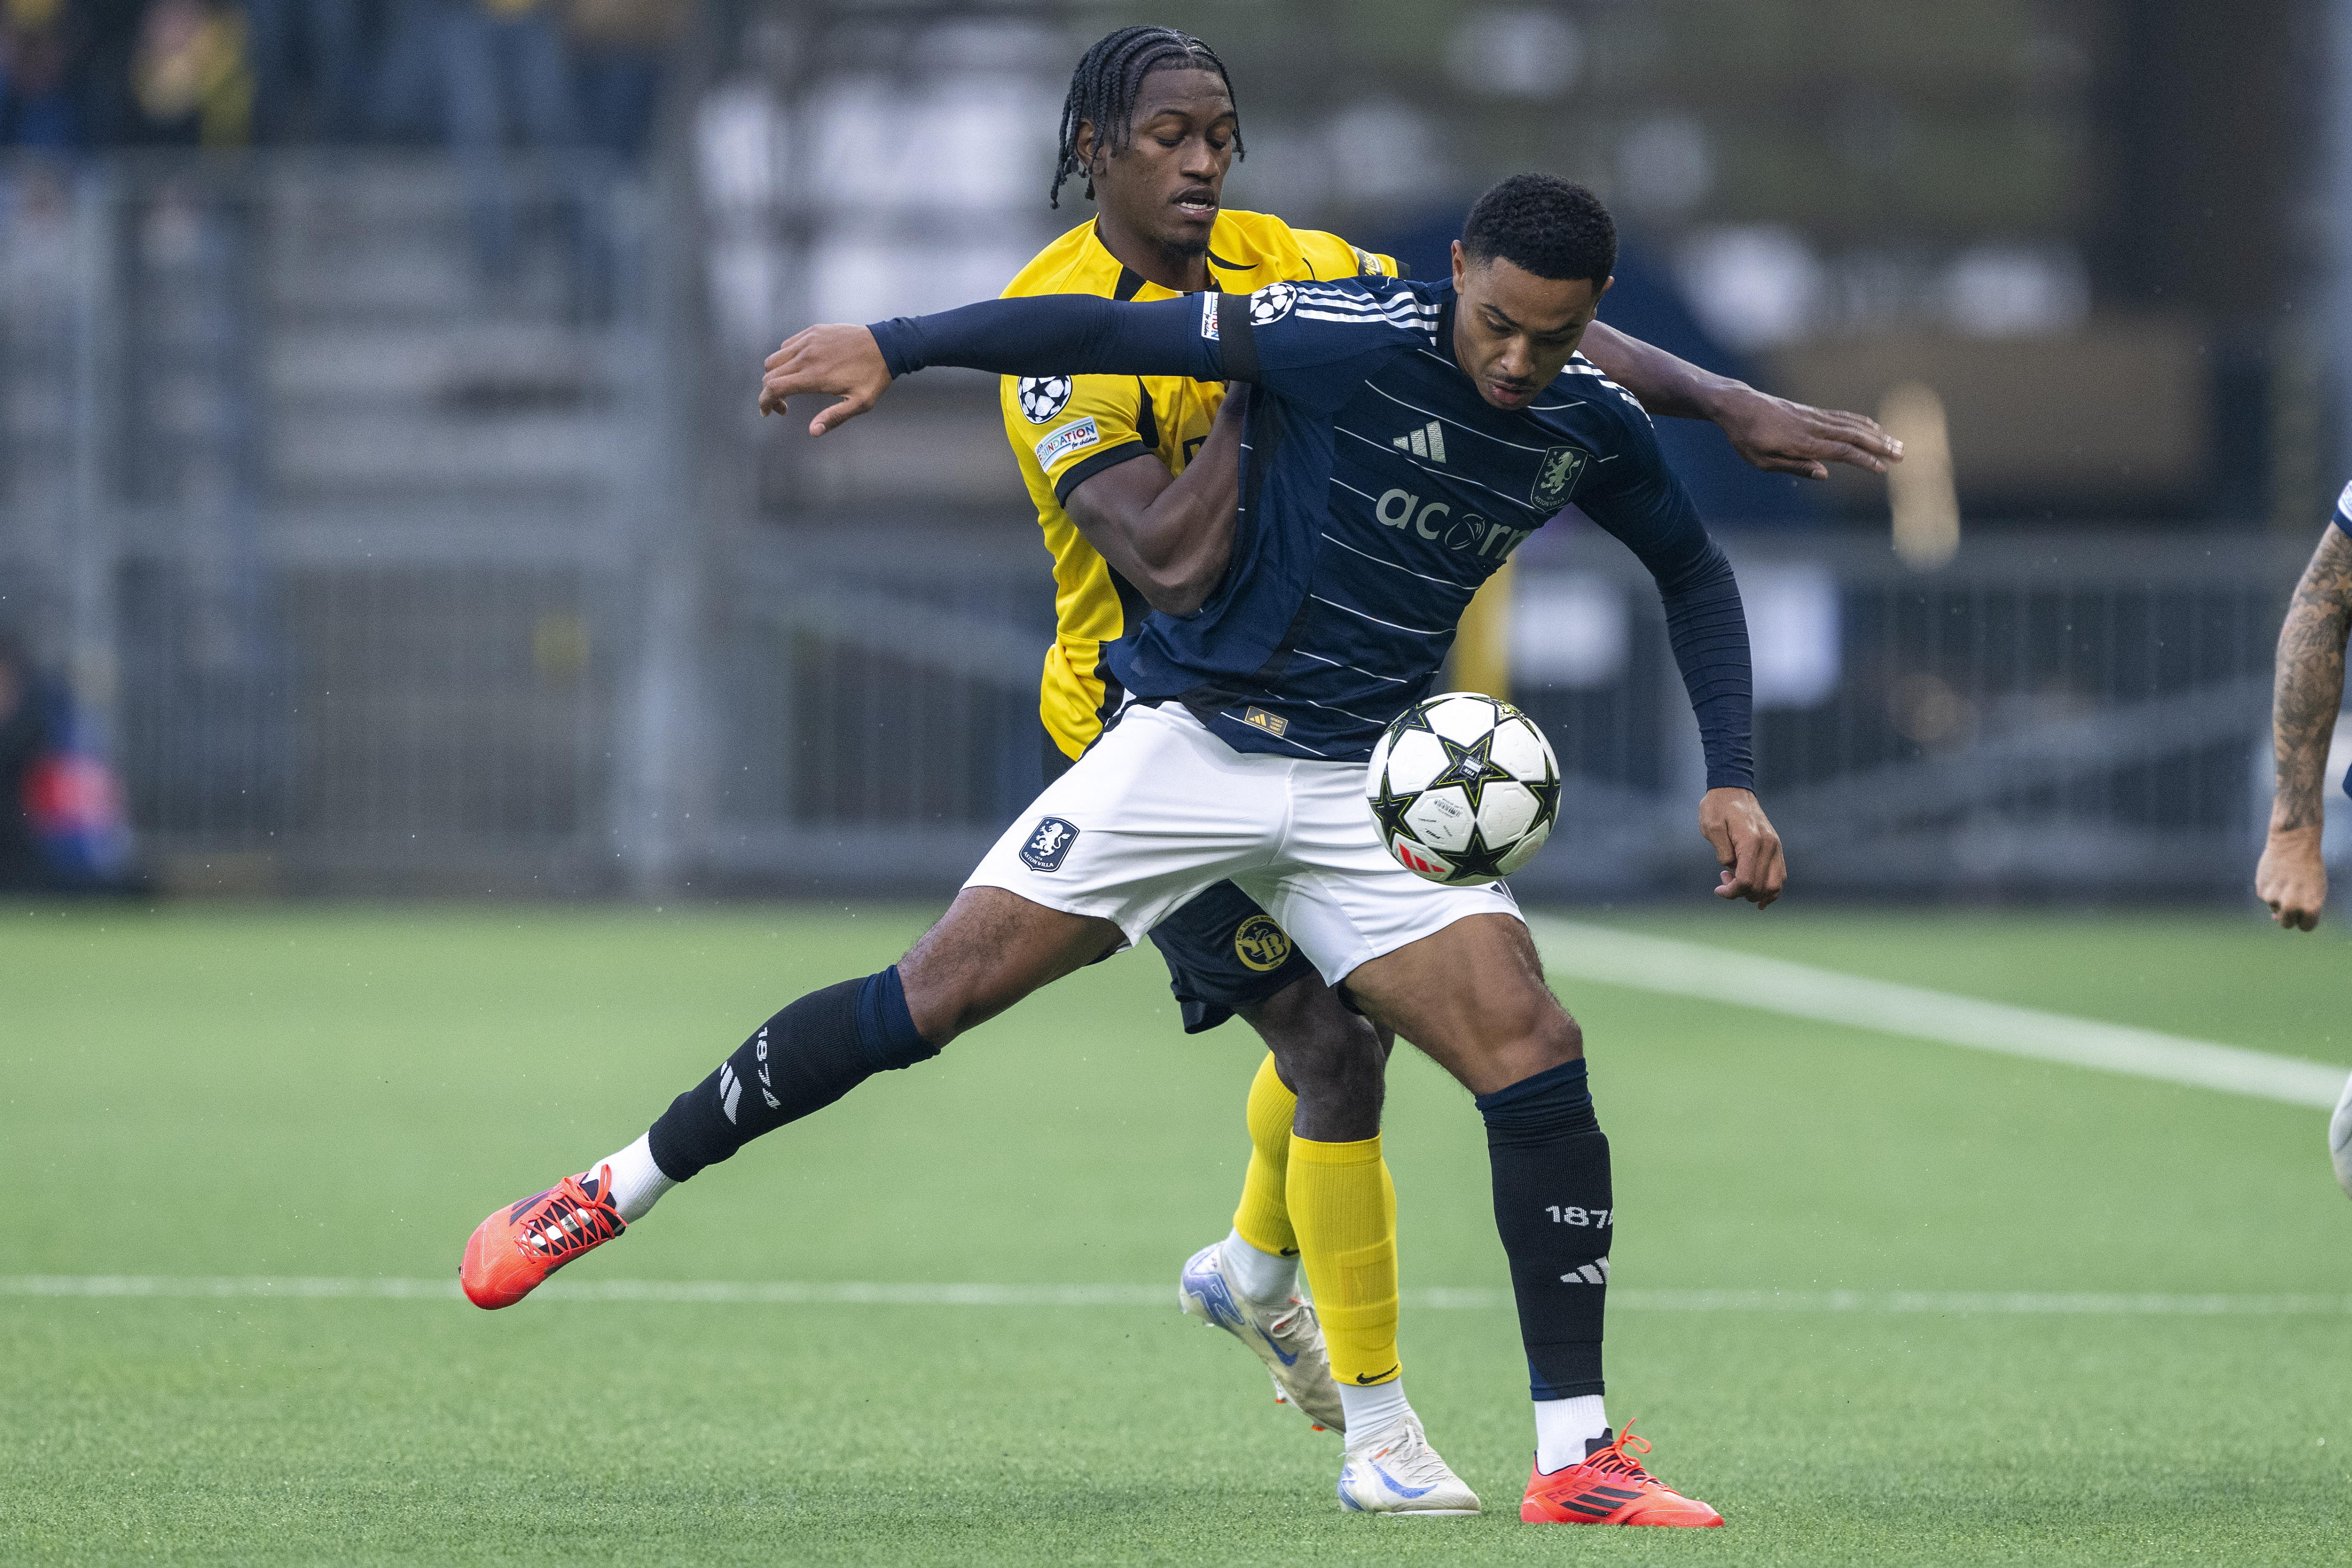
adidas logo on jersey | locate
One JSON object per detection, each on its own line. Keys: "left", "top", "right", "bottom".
{"left": 1392, "top": 420, "right": 1447, "bottom": 462}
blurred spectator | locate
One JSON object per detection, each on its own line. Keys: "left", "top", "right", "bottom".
{"left": 246, "top": 0, "right": 364, "bottom": 143}
{"left": 442, "top": 0, "right": 577, "bottom": 274}
{"left": 0, "top": 634, "right": 44, "bottom": 887}
{"left": 564, "top": 0, "right": 684, "bottom": 160}
{"left": 130, "top": 0, "right": 252, "bottom": 146}
{"left": 370, "top": 0, "right": 444, "bottom": 142}
{"left": 0, "top": 0, "right": 81, "bottom": 147}
{"left": 0, "top": 633, "right": 135, "bottom": 891}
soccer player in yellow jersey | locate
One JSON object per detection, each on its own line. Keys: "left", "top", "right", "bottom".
{"left": 1001, "top": 24, "right": 1902, "bottom": 1467}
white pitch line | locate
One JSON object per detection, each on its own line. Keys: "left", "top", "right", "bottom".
{"left": 4, "top": 1276, "right": 2349, "bottom": 1316}
{"left": 1526, "top": 916, "right": 2348, "bottom": 1110}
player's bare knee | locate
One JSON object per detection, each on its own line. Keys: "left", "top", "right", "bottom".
{"left": 1544, "top": 1006, "right": 1584, "bottom": 1066}
{"left": 898, "top": 888, "right": 1120, "bottom": 1043}
{"left": 1452, "top": 988, "right": 1581, "bottom": 1094}
{"left": 1245, "top": 981, "right": 1385, "bottom": 1129}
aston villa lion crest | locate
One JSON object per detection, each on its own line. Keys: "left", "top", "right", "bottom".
{"left": 1530, "top": 445, "right": 1589, "bottom": 510}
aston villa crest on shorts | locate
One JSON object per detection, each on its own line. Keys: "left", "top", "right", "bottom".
{"left": 1020, "top": 817, "right": 1079, "bottom": 872}
{"left": 1530, "top": 444, "right": 1590, "bottom": 510}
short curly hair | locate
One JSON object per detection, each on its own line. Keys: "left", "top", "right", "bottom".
{"left": 1461, "top": 174, "right": 1617, "bottom": 286}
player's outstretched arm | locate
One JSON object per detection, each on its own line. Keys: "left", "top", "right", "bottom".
{"left": 761, "top": 294, "right": 1224, "bottom": 435}
{"left": 1700, "top": 788, "right": 1785, "bottom": 907}
{"left": 1065, "top": 387, "right": 1248, "bottom": 617}
{"left": 1578, "top": 321, "right": 1901, "bottom": 481}
{"left": 2257, "top": 523, "right": 2352, "bottom": 929}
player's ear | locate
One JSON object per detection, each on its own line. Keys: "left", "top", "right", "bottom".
{"left": 1449, "top": 240, "right": 1468, "bottom": 290}
{"left": 1074, "top": 119, "right": 1101, "bottom": 174}
{"left": 1595, "top": 275, "right": 1615, "bottom": 305}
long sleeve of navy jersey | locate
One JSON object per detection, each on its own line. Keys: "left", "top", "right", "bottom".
{"left": 870, "top": 292, "right": 1755, "bottom": 791}
{"left": 1606, "top": 525, "right": 1753, "bottom": 792}
{"left": 870, "top": 293, "right": 1221, "bottom": 382}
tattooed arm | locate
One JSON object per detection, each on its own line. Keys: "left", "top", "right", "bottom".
{"left": 2257, "top": 524, "right": 2352, "bottom": 929}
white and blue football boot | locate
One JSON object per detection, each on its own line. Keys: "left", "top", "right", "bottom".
{"left": 1178, "top": 1241, "right": 1346, "bottom": 1432}
{"left": 1336, "top": 1410, "right": 1482, "bottom": 1516}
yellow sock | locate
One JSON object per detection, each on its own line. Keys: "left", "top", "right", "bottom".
{"left": 1231, "top": 1052, "right": 1299, "bottom": 1258}
{"left": 1288, "top": 1133, "right": 1401, "bottom": 1388}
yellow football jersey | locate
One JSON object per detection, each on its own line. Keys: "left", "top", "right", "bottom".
{"left": 998, "top": 211, "right": 1397, "bottom": 762}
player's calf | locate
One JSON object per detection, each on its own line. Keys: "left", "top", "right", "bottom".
{"left": 1239, "top": 977, "right": 1386, "bottom": 1144}
{"left": 1479, "top": 1059, "right": 1614, "bottom": 1456}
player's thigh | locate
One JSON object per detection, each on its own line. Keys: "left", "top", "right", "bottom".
{"left": 1236, "top": 756, "right": 1524, "bottom": 995}
{"left": 1146, "top": 879, "right": 1319, "bottom": 1034}
{"left": 899, "top": 885, "right": 1124, "bottom": 1043}
{"left": 1341, "top": 913, "right": 1579, "bottom": 1097}
{"left": 968, "top": 703, "right": 1282, "bottom": 948}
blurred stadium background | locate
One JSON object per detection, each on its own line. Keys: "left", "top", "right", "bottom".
{"left": 0, "top": 0, "right": 2344, "bottom": 903}
{"left": 8, "top": 11, "right": 2352, "bottom": 1561}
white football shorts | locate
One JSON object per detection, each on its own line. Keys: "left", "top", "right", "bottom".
{"left": 965, "top": 702, "right": 1520, "bottom": 986}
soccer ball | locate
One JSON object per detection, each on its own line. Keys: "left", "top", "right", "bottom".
{"left": 1365, "top": 692, "right": 1560, "bottom": 885}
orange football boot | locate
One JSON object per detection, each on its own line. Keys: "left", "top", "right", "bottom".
{"left": 1519, "top": 1421, "right": 1724, "bottom": 1527}
{"left": 461, "top": 1165, "right": 625, "bottom": 1308}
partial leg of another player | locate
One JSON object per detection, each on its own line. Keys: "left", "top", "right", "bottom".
{"left": 1181, "top": 986, "right": 1407, "bottom": 1425}
{"left": 1158, "top": 890, "right": 1471, "bottom": 1510}
{"left": 2330, "top": 1069, "right": 2352, "bottom": 1198}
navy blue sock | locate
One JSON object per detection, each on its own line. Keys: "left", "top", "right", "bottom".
{"left": 646, "top": 966, "right": 938, "bottom": 1181}
{"left": 1476, "top": 1058, "right": 1610, "bottom": 1400}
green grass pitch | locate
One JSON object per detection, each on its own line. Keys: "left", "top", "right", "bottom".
{"left": 3, "top": 902, "right": 2348, "bottom": 1564}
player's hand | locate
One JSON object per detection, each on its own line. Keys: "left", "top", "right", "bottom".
{"left": 2257, "top": 824, "right": 2328, "bottom": 930}
{"left": 1700, "top": 787, "right": 1785, "bottom": 907}
{"left": 759, "top": 325, "right": 891, "bottom": 435}
{"left": 1714, "top": 388, "right": 1901, "bottom": 481}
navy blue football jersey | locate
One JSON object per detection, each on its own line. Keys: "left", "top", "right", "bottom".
{"left": 870, "top": 275, "right": 1752, "bottom": 782}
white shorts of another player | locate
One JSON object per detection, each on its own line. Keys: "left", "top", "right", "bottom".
{"left": 966, "top": 701, "right": 1518, "bottom": 986}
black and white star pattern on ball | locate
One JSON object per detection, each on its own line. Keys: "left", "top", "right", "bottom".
{"left": 1371, "top": 699, "right": 1565, "bottom": 883}
{"left": 1368, "top": 770, "right": 1422, "bottom": 848}
{"left": 1017, "top": 375, "right": 1073, "bottom": 424}
{"left": 1426, "top": 730, "right": 1525, "bottom": 880}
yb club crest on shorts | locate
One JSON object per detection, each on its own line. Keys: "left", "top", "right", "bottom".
{"left": 1232, "top": 914, "right": 1293, "bottom": 972}
{"left": 1020, "top": 816, "right": 1079, "bottom": 872}
{"left": 1530, "top": 445, "right": 1590, "bottom": 510}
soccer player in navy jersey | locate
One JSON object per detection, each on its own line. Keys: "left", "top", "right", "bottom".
{"left": 466, "top": 174, "right": 1771, "bottom": 1526}
{"left": 992, "top": 24, "right": 1895, "bottom": 1465}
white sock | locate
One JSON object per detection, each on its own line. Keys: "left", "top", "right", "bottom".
{"left": 585, "top": 1133, "right": 675, "bottom": 1224}
{"left": 1339, "top": 1375, "right": 1414, "bottom": 1442}
{"left": 1219, "top": 1228, "right": 1296, "bottom": 1305}
{"left": 1534, "top": 1394, "right": 1610, "bottom": 1474}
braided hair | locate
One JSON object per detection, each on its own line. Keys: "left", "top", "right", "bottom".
{"left": 1049, "top": 25, "right": 1244, "bottom": 209}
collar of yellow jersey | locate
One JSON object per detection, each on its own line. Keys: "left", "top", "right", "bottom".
{"left": 1089, "top": 216, "right": 1251, "bottom": 302}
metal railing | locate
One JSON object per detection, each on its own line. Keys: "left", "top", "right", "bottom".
{"left": 0, "top": 152, "right": 676, "bottom": 893}
{"left": 716, "top": 527, "right": 2309, "bottom": 900}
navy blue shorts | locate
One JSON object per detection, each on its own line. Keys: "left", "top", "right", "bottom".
{"left": 1043, "top": 725, "right": 1318, "bottom": 1032}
